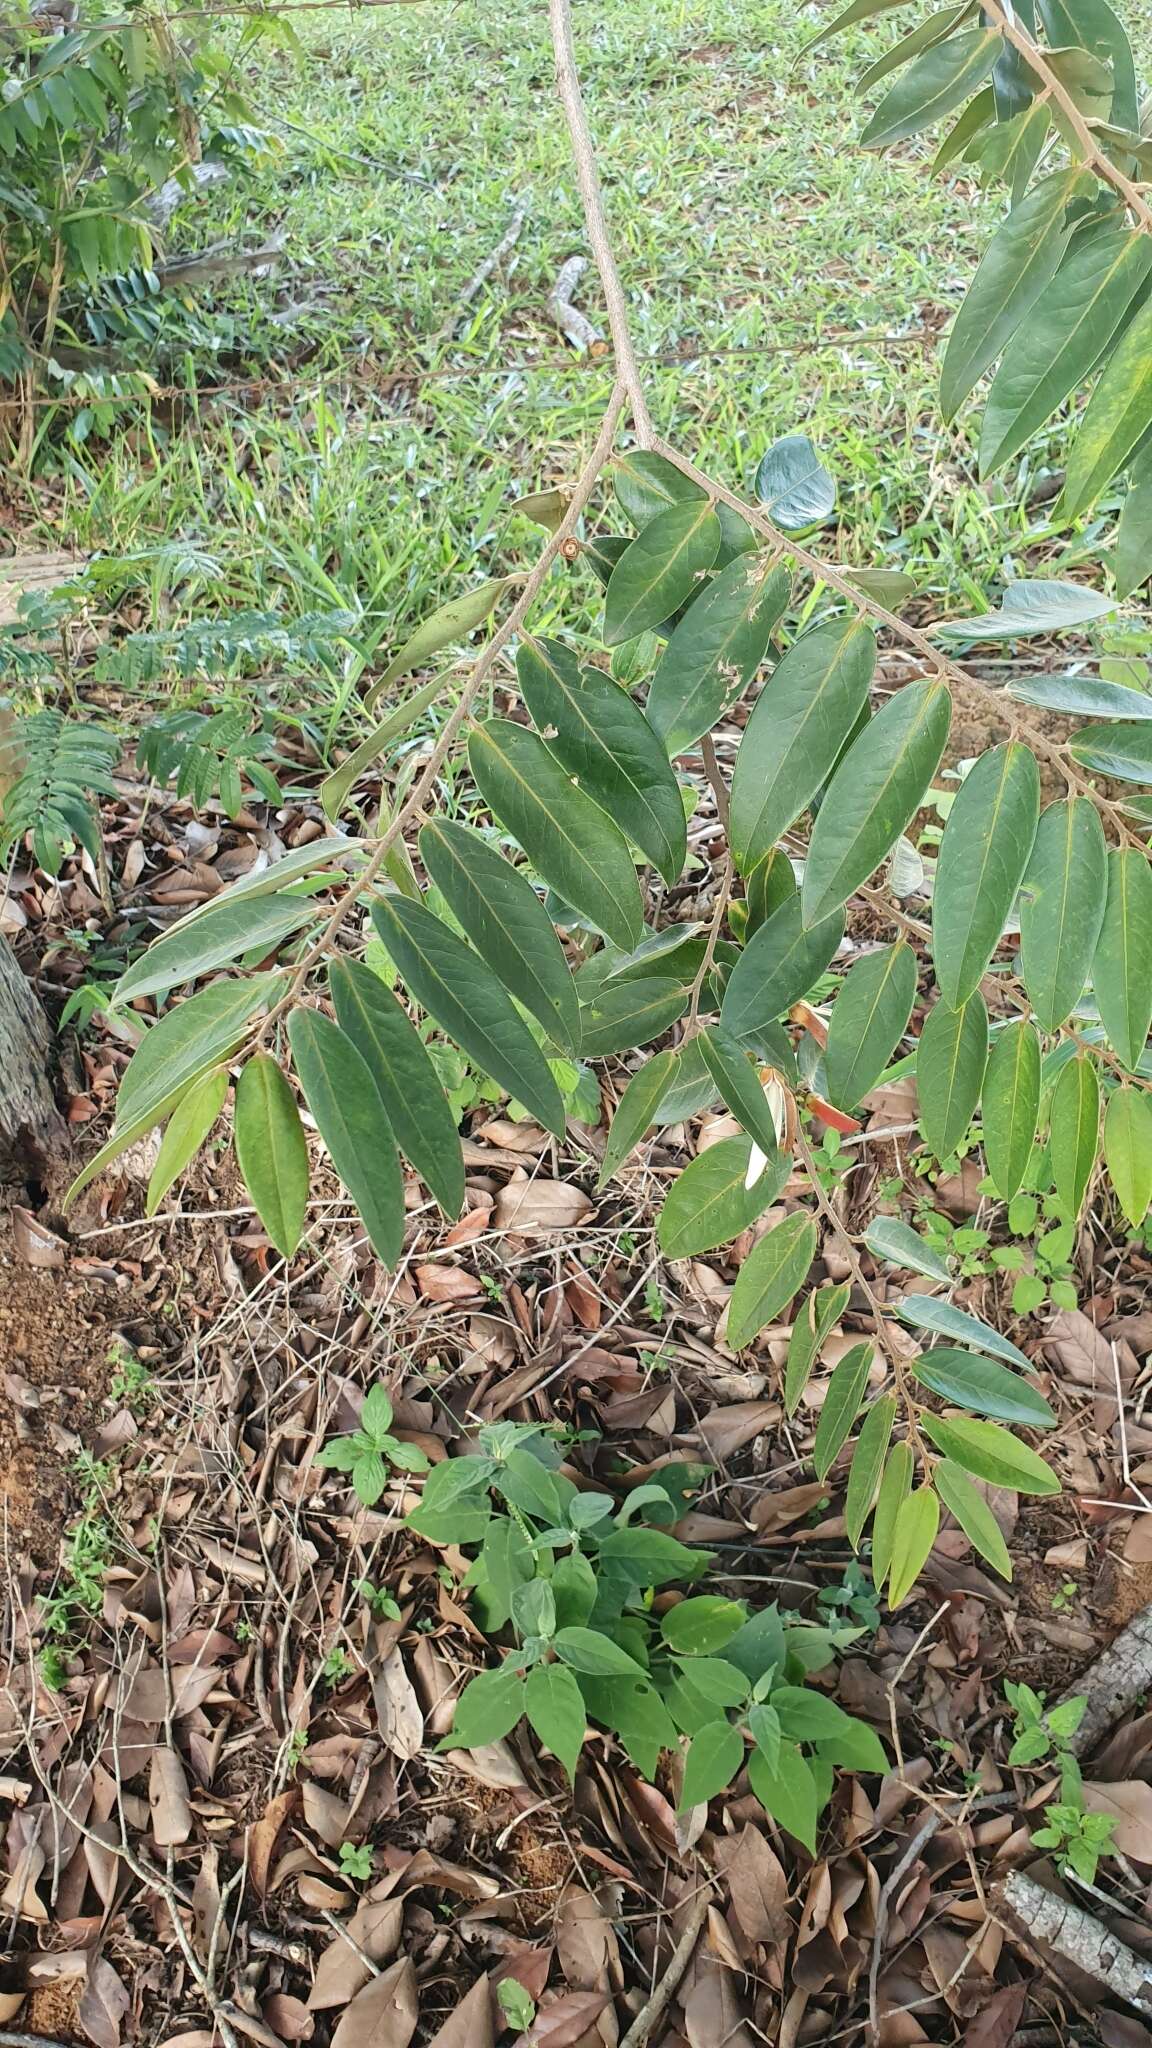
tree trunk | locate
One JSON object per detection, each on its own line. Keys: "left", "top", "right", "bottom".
{"left": 0, "top": 937, "right": 65, "bottom": 1180}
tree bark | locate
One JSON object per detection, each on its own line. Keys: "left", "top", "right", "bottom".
{"left": 0, "top": 937, "right": 65, "bottom": 1180}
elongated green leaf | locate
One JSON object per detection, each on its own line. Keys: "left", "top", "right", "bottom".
{"left": 372, "top": 894, "right": 564, "bottom": 1137}
{"left": 803, "top": 0, "right": 909, "bottom": 53}
{"left": 1104, "top": 1084, "right": 1152, "bottom": 1227}
{"left": 698, "top": 1027, "right": 786, "bottom": 1163}
{"left": 1070, "top": 722, "right": 1152, "bottom": 781}
{"left": 887, "top": 1486, "right": 940, "bottom": 1608}
{"left": 983, "top": 1018, "right": 1040, "bottom": 1201}
{"left": 577, "top": 978, "right": 688, "bottom": 1057}
{"left": 1019, "top": 798, "right": 1108, "bottom": 1031}
{"left": 1049, "top": 1051, "right": 1100, "bottom": 1217}
{"left": 322, "top": 673, "right": 449, "bottom": 818}
{"left": 604, "top": 500, "right": 721, "bottom": 647}
{"left": 981, "top": 230, "right": 1152, "bottom": 473}
{"left": 1093, "top": 849, "right": 1152, "bottom": 1070}
{"left": 646, "top": 555, "right": 790, "bottom": 754}
{"left": 1063, "top": 296, "right": 1152, "bottom": 517}
{"left": 597, "top": 1049, "right": 678, "bottom": 1188}
{"left": 234, "top": 1054, "right": 309, "bottom": 1259}
{"left": 650, "top": 1035, "right": 723, "bottom": 1123}
{"left": 1041, "top": 0, "right": 1137, "bottom": 124}
{"left": 932, "top": 744, "right": 1039, "bottom": 1005}
{"left": 801, "top": 681, "right": 951, "bottom": 926}
{"left": 856, "top": 4, "right": 970, "bottom": 96}
{"left": 813, "top": 1341, "right": 874, "bottom": 1479}
{"left": 746, "top": 848, "right": 798, "bottom": 934}
{"left": 524, "top": 1662, "right": 586, "bottom": 1783}
{"left": 679, "top": 1718, "right": 745, "bottom": 1811}
{"left": 933, "top": 83, "right": 996, "bottom": 167}
{"left": 895, "top": 1295, "right": 1031, "bottom": 1368}
{"left": 364, "top": 577, "right": 510, "bottom": 712}
{"left": 729, "top": 617, "right": 876, "bottom": 875}
{"left": 871, "top": 1442, "right": 914, "bottom": 1592}
{"left": 614, "top": 450, "right": 702, "bottom": 524}
{"left": 917, "top": 992, "right": 988, "bottom": 1160}
{"left": 330, "top": 960, "right": 464, "bottom": 1219}
{"left": 861, "top": 26, "right": 1002, "bottom": 148}
{"left": 117, "top": 973, "right": 280, "bottom": 1131}
{"left": 656, "top": 1137, "right": 788, "bottom": 1259}
{"left": 554, "top": 1626, "right": 646, "bottom": 1678}
{"left": 912, "top": 1348, "right": 1054, "bottom": 1427}
{"left": 865, "top": 1215, "right": 952, "bottom": 1280}
{"left": 288, "top": 1010, "right": 404, "bottom": 1267}
{"left": 418, "top": 818, "right": 579, "bottom": 1053}
{"left": 935, "top": 1459, "right": 1012, "bottom": 1578}
{"left": 469, "top": 720, "right": 642, "bottom": 951}
{"left": 166, "top": 840, "right": 360, "bottom": 933}
{"left": 845, "top": 1396, "right": 897, "bottom": 1547}
{"left": 721, "top": 895, "right": 845, "bottom": 1047}
{"left": 785, "top": 1281, "right": 851, "bottom": 1416}
{"left": 920, "top": 1413, "right": 1059, "bottom": 1494}
{"left": 825, "top": 942, "right": 917, "bottom": 1109}
{"left": 935, "top": 578, "right": 1117, "bottom": 642}
{"left": 1115, "top": 452, "right": 1152, "bottom": 598}
{"left": 1008, "top": 669, "right": 1152, "bottom": 720}
{"left": 65, "top": 1072, "right": 213, "bottom": 1210}
{"left": 940, "top": 170, "right": 1081, "bottom": 419}
{"left": 114, "top": 896, "right": 319, "bottom": 1006}
{"left": 146, "top": 1066, "right": 229, "bottom": 1216}
{"left": 972, "top": 99, "right": 1051, "bottom": 200}
{"left": 728, "top": 1212, "right": 818, "bottom": 1349}
{"left": 516, "top": 637, "right": 686, "bottom": 884}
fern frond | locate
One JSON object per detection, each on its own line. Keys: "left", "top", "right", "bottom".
{"left": 136, "top": 707, "right": 281, "bottom": 818}
{"left": 95, "top": 609, "right": 358, "bottom": 685}
{"left": 0, "top": 711, "right": 119, "bottom": 877}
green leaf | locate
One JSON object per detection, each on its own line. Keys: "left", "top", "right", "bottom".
{"left": 613, "top": 450, "right": 702, "bottom": 524}
{"left": 887, "top": 1486, "right": 940, "bottom": 1607}
{"left": 577, "top": 978, "right": 688, "bottom": 1058}
{"left": 917, "top": 992, "right": 988, "bottom": 1160}
{"left": 861, "top": 26, "right": 1002, "bottom": 149}
{"left": 234, "top": 1055, "right": 309, "bottom": 1260}
{"left": 322, "top": 674, "right": 449, "bottom": 820}
{"left": 983, "top": 1018, "right": 1041, "bottom": 1202}
{"left": 1104, "top": 1084, "right": 1152, "bottom": 1227}
{"left": 516, "top": 638, "right": 686, "bottom": 884}
{"left": 939, "top": 170, "right": 1082, "bottom": 420}
{"left": 895, "top": 1296, "right": 1031, "bottom": 1368}
{"left": 447, "top": 1667, "right": 525, "bottom": 1750}
{"left": 524, "top": 1662, "right": 586, "bottom": 1782}
{"left": 935, "top": 1460, "right": 1012, "bottom": 1579}
{"left": 1019, "top": 799, "right": 1108, "bottom": 1031}
{"left": 146, "top": 1066, "right": 230, "bottom": 1216}
{"left": 813, "top": 1715, "right": 890, "bottom": 1774}
{"left": 802, "top": 0, "right": 909, "bottom": 51}
{"left": 728, "top": 1212, "right": 818, "bottom": 1349}
{"left": 1040, "top": 0, "right": 1138, "bottom": 125}
{"left": 1063, "top": 297, "right": 1152, "bottom": 517}
{"left": 363, "top": 577, "right": 511, "bottom": 713}
{"left": 935, "top": 578, "right": 1117, "bottom": 642}
{"left": 1049, "top": 1052, "right": 1100, "bottom": 1218}
{"left": 662, "top": 1596, "right": 747, "bottom": 1653}
{"left": 770, "top": 1686, "right": 857, "bottom": 1743}
{"left": 1093, "top": 848, "right": 1152, "bottom": 1070}
{"left": 721, "top": 895, "right": 846, "bottom": 1046}
{"left": 697, "top": 1027, "right": 786, "bottom": 1163}
{"left": 679, "top": 1719, "right": 745, "bottom": 1811}
{"left": 330, "top": 959, "right": 464, "bottom": 1220}
{"left": 469, "top": 719, "right": 643, "bottom": 951}
{"left": 932, "top": 744, "right": 1040, "bottom": 1006}
{"left": 801, "top": 681, "right": 951, "bottom": 926}
{"left": 371, "top": 894, "right": 564, "bottom": 1137}
{"left": 287, "top": 1011, "right": 404, "bottom": 1268}
{"left": 647, "top": 556, "right": 791, "bottom": 755}
{"left": 656, "top": 1137, "right": 788, "bottom": 1259}
{"left": 865, "top": 1216, "right": 951, "bottom": 1281}
{"left": 498, "top": 1448, "right": 563, "bottom": 1524}
{"left": 871, "top": 1442, "right": 914, "bottom": 1592}
{"left": 785, "top": 1281, "right": 851, "bottom": 1416}
{"left": 552, "top": 1552, "right": 599, "bottom": 1630}
{"left": 729, "top": 617, "right": 876, "bottom": 876}
{"left": 418, "top": 819, "right": 580, "bottom": 1054}
{"left": 919, "top": 1414, "right": 1059, "bottom": 1494}
{"left": 64, "top": 1073, "right": 215, "bottom": 1211}
{"left": 1115, "top": 458, "right": 1152, "bottom": 599}
{"left": 911, "top": 1348, "right": 1054, "bottom": 1427}
{"left": 754, "top": 433, "right": 836, "bottom": 530}
{"left": 113, "top": 895, "right": 319, "bottom": 1006}
{"left": 825, "top": 942, "right": 917, "bottom": 1110}
{"left": 597, "top": 1528, "right": 705, "bottom": 1588}
{"left": 981, "top": 230, "right": 1152, "bottom": 474}
{"left": 812, "top": 1342, "right": 876, "bottom": 1480}
{"left": 1070, "top": 722, "right": 1152, "bottom": 781}
{"left": 117, "top": 973, "right": 280, "bottom": 1132}
{"left": 553, "top": 1627, "right": 647, "bottom": 1678}
{"left": 1008, "top": 669, "right": 1152, "bottom": 721}
{"left": 746, "top": 1741, "right": 818, "bottom": 1851}
{"left": 845, "top": 1396, "right": 898, "bottom": 1547}
{"left": 597, "top": 1678, "right": 679, "bottom": 1777}
{"left": 603, "top": 500, "right": 721, "bottom": 647}
{"left": 597, "top": 1049, "right": 678, "bottom": 1188}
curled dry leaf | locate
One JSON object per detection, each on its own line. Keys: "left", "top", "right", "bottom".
{"left": 308, "top": 1896, "right": 404, "bottom": 2010}
{"left": 415, "top": 1263, "right": 484, "bottom": 1302}
{"left": 247, "top": 1787, "right": 299, "bottom": 1898}
{"left": 148, "top": 1745, "right": 193, "bottom": 1847}
{"left": 557, "top": 1886, "right": 620, "bottom": 1992}
{"left": 191, "top": 1843, "right": 221, "bottom": 1965}
{"left": 263, "top": 1997, "right": 315, "bottom": 2044}
{"left": 525, "top": 1993, "right": 612, "bottom": 2048}
{"left": 331, "top": 1956, "right": 419, "bottom": 2048}
{"left": 78, "top": 1954, "right": 130, "bottom": 2048}
{"left": 493, "top": 1177, "right": 594, "bottom": 1233}
{"left": 12, "top": 1204, "right": 67, "bottom": 1267}
{"left": 371, "top": 1650, "right": 424, "bottom": 1763}
{"left": 302, "top": 1780, "right": 353, "bottom": 1848}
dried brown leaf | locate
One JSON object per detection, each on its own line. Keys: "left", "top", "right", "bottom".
{"left": 962, "top": 1981, "right": 1028, "bottom": 2048}
{"left": 308, "top": 1898, "right": 404, "bottom": 2010}
{"left": 330, "top": 1957, "right": 419, "bottom": 2048}
{"left": 149, "top": 1745, "right": 193, "bottom": 1847}
{"left": 525, "top": 1993, "right": 611, "bottom": 2048}
{"left": 493, "top": 1178, "right": 594, "bottom": 1233}
{"left": 717, "top": 1825, "right": 790, "bottom": 1947}
{"left": 78, "top": 1955, "right": 130, "bottom": 2048}
{"left": 423, "top": 1976, "right": 494, "bottom": 2048}
{"left": 371, "top": 1651, "right": 423, "bottom": 1763}
{"left": 248, "top": 1787, "right": 299, "bottom": 1898}
{"left": 191, "top": 1843, "right": 221, "bottom": 1965}
{"left": 303, "top": 1780, "right": 353, "bottom": 1848}
{"left": 557, "top": 1887, "right": 619, "bottom": 1991}
{"left": 263, "top": 1997, "right": 314, "bottom": 2043}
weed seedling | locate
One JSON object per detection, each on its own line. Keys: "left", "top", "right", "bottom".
{"left": 315, "top": 1385, "right": 430, "bottom": 1506}
{"left": 337, "top": 1841, "right": 374, "bottom": 1881}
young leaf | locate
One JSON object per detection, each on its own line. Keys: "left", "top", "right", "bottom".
{"left": 697, "top": 1027, "right": 786, "bottom": 1163}
{"left": 146, "top": 1066, "right": 230, "bottom": 1216}
{"left": 801, "top": 681, "right": 951, "bottom": 926}
{"left": 372, "top": 894, "right": 565, "bottom": 1138}
{"left": 113, "top": 895, "right": 320, "bottom": 1006}
{"left": 446, "top": 1667, "right": 525, "bottom": 1750}
{"left": 469, "top": 720, "right": 643, "bottom": 951}
{"left": 603, "top": 500, "right": 722, "bottom": 647}
{"left": 983, "top": 1018, "right": 1041, "bottom": 1202}
{"left": 935, "top": 1460, "right": 1012, "bottom": 1579}
{"left": 553, "top": 1628, "right": 647, "bottom": 1678}
{"left": 871, "top": 1441, "right": 914, "bottom": 1592}
{"left": 418, "top": 819, "right": 580, "bottom": 1053}
{"left": 727, "top": 1212, "right": 819, "bottom": 1350}
{"left": 577, "top": 979, "right": 688, "bottom": 1058}
{"left": 323, "top": 675, "right": 451, "bottom": 819}
{"left": 1093, "top": 848, "right": 1152, "bottom": 1071}
{"left": 679, "top": 1719, "right": 745, "bottom": 1811}
{"left": 1103, "top": 1084, "right": 1152, "bottom": 1228}
{"left": 931, "top": 743, "right": 1040, "bottom": 1006}
{"left": 516, "top": 638, "right": 686, "bottom": 884}
{"left": 1019, "top": 799, "right": 1108, "bottom": 1031}
{"left": 288, "top": 1011, "right": 404, "bottom": 1268}
{"left": 524, "top": 1663, "right": 586, "bottom": 1783}
{"left": 596, "top": 1049, "right": 678, "bottom": 1188}
{"left": 234, "top": 1055, "right": 309, "bottom": 1260}
{"left": 825, "top": 942, "right": 917, "bottom": 1109}
{"left": 363, "top": 577, "right": 511, "bottom": 712}
{"left": 812, "top": 1341, "right": 875, "bottom": 1479}
{"left": 919, "top": 1414, "right": 1059, "bottom": 1494}
{"left": 645, "top": 556, "right": 791, "bottom": 755}
{"left": 746, "top": 1742, "right": 818, "bottom": 1853}
{"left": 917, "top": 992, "right": 988, "bottom": 1160}
{"left": 1062, "top": 296, "right": 1152, "bottom": 518}
{"left": 662, "top": 1597, "right": 746, "bottom": 1653}
{"left": 911, "top": 1348, "right": 1055, "bottom": 1428}
{"left": 845, "top": 1395, "right": 898, "bottom": 1547}
{"left": 895, "top": 1295, "right": 1031, "bottom": 1369}
{"left": 785, "top": 1281, "right": 851, "bottom": 1416}
{"left": 330, "top": 959, "right": 465, "bottom": 1220}
{"left": 720, "top": 895, "right": 845, "bottom": 1046}
{"left": 939, "top": 170, "right": 1082, "bottom": 419}
{"left": 657, "top": 1138, "right": 789, "bottom": 1259}
{"left": 887, "top": 1486, "right": 941, "bottom": 1608}
{"left": 117, "top": 973, "right": 280, "bottom": 1131}
{"left": 728, "top": 617, "right": 876, "bottom": 875}
{"left": 861, "top": 26, "right": 1002, "bottom": 149}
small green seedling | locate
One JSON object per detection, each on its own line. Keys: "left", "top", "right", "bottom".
{"left": 497, "top": 1980, "right": 537, "bottom": 2033}
{"left": 1004, "top": 1681, "right": 1086, "bottom": 1766}
{"left": 316, "top": 1385, "right": 430, "bottom": 1506}
{"left": 322, "top": 1645, "right": 354, "bottom": 1685}
{"left": 356, "top": 1578, "right": 402, "bottom": 1621}
{"left": 338, "top": 1841, "right": 374, "bottom": 1881}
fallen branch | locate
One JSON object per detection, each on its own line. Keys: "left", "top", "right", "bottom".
{"left": 439, "top": 200, "right": 529, "bottom": 340}
{"left": 999, "top": 1870, "right": 1152, "bottom": 2016}
{"left": 547, "top": 254, "right": 605, "bottom": 353}
{"left": 1059, "top": 1602, "right": 1152, "bottom": 1755}
{"left": 618, "top": 1888, "right": 711, "bottom": 2048}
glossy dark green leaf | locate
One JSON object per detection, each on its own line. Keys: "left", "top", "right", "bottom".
{"left": 597, "top": 1049, "right": 678, "bottom": 1188}
{"left": 656, "top": 1136, "right": 788, "bottom": 1259}
{"left": 577, "top": 978, "right": 688, "bottom": 1058}
{"left": 887, "top": 1486, "right": 940, "bottom": 1608}
{"left": 1104, "top": 1083, "right": 1152, "bottom": 1227}
{"left": 1008, "top": 668, "right": 1152, "bottom": 720}
{"left": 613, "top": 450, "right": 702, "bottom": 524}
{"left": 516, "top": 637, "right": 686, "bottom": 884}
{"left": 784, "top": 1280, "right": 851, "bottom": 1417}
{"left": 1070, "top": 721, "right": 1152, "bottom": 781}
{"left": 845, "top": 1396, "right": 897, "bottom": 1548}
{"left": 330, "top": 959, "right": 464, "bottom": 1219}
{"left": 895, "top": 1295, "right": 1031, "bottom": 1368}
{"left": 825, "top": 942, "right": 917, "bottom": 1109}
{"left": 934, "top": 577, "right": 1117, "bottom": 641}
{"left": 932, "top": 743, "right": 1040, "bottom": 1005}
{"left": 1039, "top": 0, "right": 1138, "bottom": 128}
{"left": 803, "top": 0, "right": 908, "bottom": 53}
{"left": 650, "top": 1035, "right": 722, "bottom": 1124}
{"left": 697, "top": 1027, "right": 786, "bottom": 1163}
{"left": 861, "top": 26, "right": 1002, "bottom": 149}
{"left": 1092, "top": 849, "right": 1152, "bottom": 1070}
{"left": 372, "top": 893, "right": 564, "bottom": 1136}
{"left": 114, "top": 894, "right": 319, "bottom": 1005}
{"left": 729, "top": 617, "right": 876, "bottom": 875}
{"left": 469, "top": 719, "right": 643, "bottom": 951}
{"left": 912, "top": 1347, "right": 1055, "bottom": 1427}
{"left": 1063, "top": 297, "right": 1152, "bottom": 517}
{"left": 1019, "top": 798, "right": 1108, "bottom": 1031}
{"left": 982, "top": 1017, "right": 1040, "bottom": 1202}
{"left": 419, "top": 818, "right": 580, "bottom": 1052}
{"left": 812, "top": 1341, "right": 874, "bottom": 1479}
{"left": 727, "top": 1212, "right": 818, "bottom": 1349}
{"left": 234, "top": 1054, "right": 309, "bottom": 1260}
{"left": 288, "top": 1010, "right": 404, "bottom": 1267}
{"left": 647, "top": 556, "right": 790, "bottom": 754}
{"left": 1048, "top": 1051, "right": 1100, "bottom": 1218}
{"left": 920, "top": 1413, "right": 1059, "bottom": 1493}
{"left": 935, "top": 1460, "right": 1012, "bottom": 1578}
{"left": 721, "top": 895, "right": 845, "bottom": 1046}
{"left": 801, "top": 681, "right": 951, "bottom": 926}
{"left": 603, "top": 500, "right": 721, "bottom": 647}
{"left": 753, "top": 433, "right": 836, "bottom": 530}
{"left": 117, "top": 972, "right": 280, "bottom": 1132}
{"left": 856, "top": 4, "right": 971, "bottom": 96}
{"left": 917, "top": 992, "right": 988, "bottom": 1160}
{"left": 940, "top": 169, "right": 1082, "bottom": 419}
{"left": 746, "top": 848, "right": 798, "bottom": 934}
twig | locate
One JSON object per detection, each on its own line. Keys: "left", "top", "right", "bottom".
{"left": 547, "top": 254, "right": 605, "bottom": 352}
{"left": 438, "top": 200, "right": 529, "bottom": 341}
{"left": 867, "top": 1814, "right": 942, "bottom": 2044}
{"left": 998, "top": 1870, "right": 1152, "bottom": 2014}
{"left": 1057, "top": 1598, "right": 1152, "bottom": 1756}
{"left": 617, "top": 1888, "right": 711, "bottom": 2048}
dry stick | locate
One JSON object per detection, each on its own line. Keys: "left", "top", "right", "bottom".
{"left": 867, "top": 1813, "right": 942, "bottom": 2046}
{"left": 437, "top": 199, "right": 530, "bottom": 342}
{"left": 617, "top": 1889, "right": 712, "bottom": 2048}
